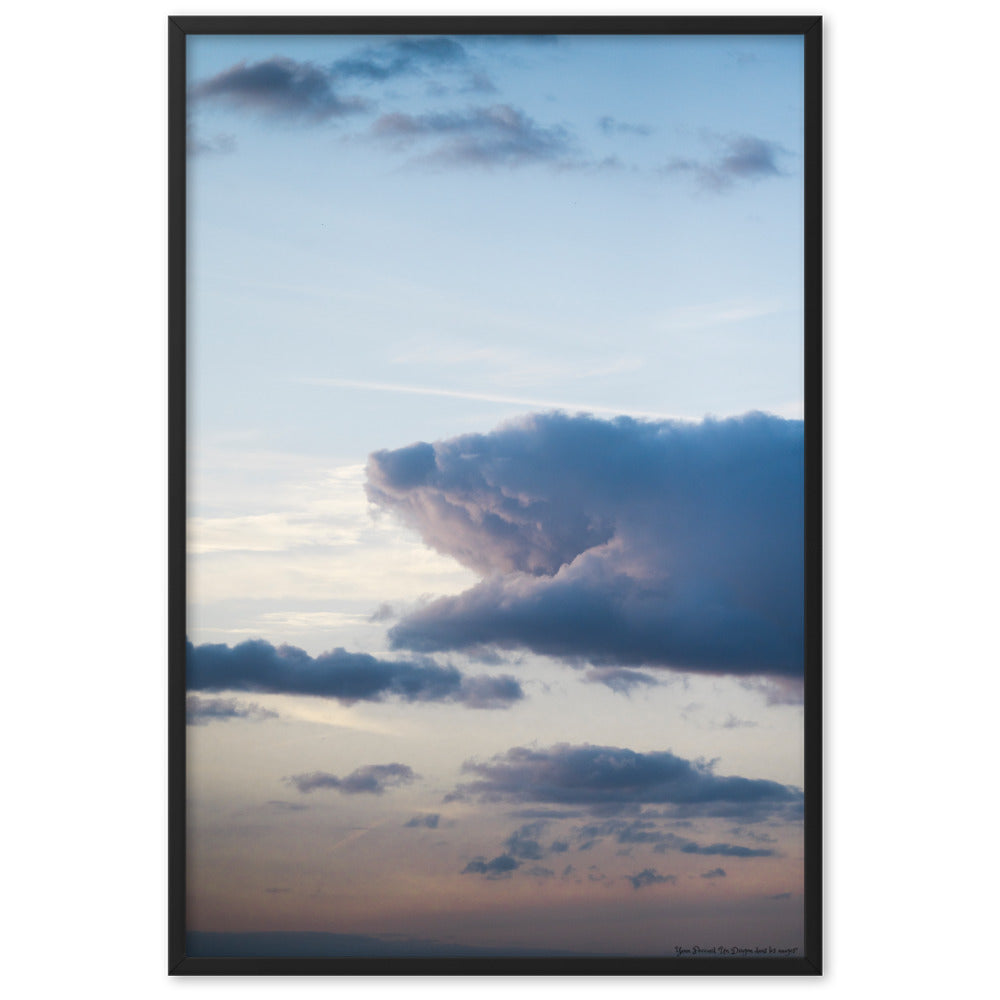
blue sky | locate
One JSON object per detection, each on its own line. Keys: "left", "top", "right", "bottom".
{"left": 185, "top": 32, "right": 806, "bottom": 956}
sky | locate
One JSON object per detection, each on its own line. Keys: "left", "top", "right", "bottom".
{"left": 185, "top": 31, "right": 806, "bottom": 958}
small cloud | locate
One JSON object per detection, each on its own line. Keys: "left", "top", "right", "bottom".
{"left": 597, "top": 115, "right": 651, "bottom": 137}
{"left": 189, "top": 57, "right": 368, "bottom": 122}
{"left": 287, "top": 763, "right": 418, "bottom": 795}
{"left": 721, "top": 714, "right": 758, "bottom": 729}
{"left": 661, "top": 134, "right": 790, "bottom": 192}
{"left": 583, "top": 667, "right": 658, "bottom": 694}
{"left": 265, "top": 800, "right": 309, "bottom": 813}
{"left": 332, "top": 37, "right": 469, "bottom": 83}
{"left": 370, "top": 104, "right": 575, "bottom": 169}
{"left": 186, "top": 694, "right": 277, "bottom": 726}
{"left": 768, "top": 891, "right": 793, "bottom": 900}
{"left": 701, "top": 868, "right": 727, "bottom": 879}
{"left": 403, "top": 813, "right": 440, "bottom": 829}
{"left": 462, "top": 854, "right": 520, "bottom": 879}
{"left": 628, "top": 868, "right": 676, "bottom": 890}
{"left": 368, "top": 602, "right": 396, "bottom": 623}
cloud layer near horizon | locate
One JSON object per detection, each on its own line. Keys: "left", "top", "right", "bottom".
{"left": 367, "top": 412, "right": 803, "bottom": 677}
{"left": 186, "top": 638, "right": 523, "bottom": 708}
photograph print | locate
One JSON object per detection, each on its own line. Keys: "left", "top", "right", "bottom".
{"left": 172, "top": 16, "right": 821, "bottom": 974}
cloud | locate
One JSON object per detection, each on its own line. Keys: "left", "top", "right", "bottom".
{"left": 662, "top": 134, "right": 789, "bottom": 191}
{"left": 449, "top": 744, "right": 801, "bottom": 821}
{"left": 369, "top": 412, "right": 803, "bottom": 678}
{"left": 187, "top": 638, "right": 523, "bottom": 709}
{"left": 656, "top": 838, "right": 774, "bottom": 857}
{"left": 502, "top": 822, "right": 549, "bottom": 860}
{"left": 288, "top": 763, "right": 417, "bottom": 795}
{"left": 185, "top": 694, "right": 277, "bottom": 726}
{"left": 701, "top": 867, "right": 727, "bottom": 878}
{"left": 597, "top": 116, "right": 651, "bottom": 137}
{"left": 628, "top": 868, "right": 676, "bottom": 890}
{"left": 189, "top": 57, "right": 368, "bottom": 122}
{"left": 370, "top": 104, "right": 574, "bottom": 168}
{"left": 332, "top": 37, "right": 468, "bottom": 82}
{"left": 403, "top": 813, "right": 440, "bottom": 829}
{"left": 768, "top": 891, "right": 793, "bottom": 900}
{"left": 462, "top": 854, "right": 520, "bottom": 878}
{"left": 583, "top": 668, "right": 659, "bottom": 694}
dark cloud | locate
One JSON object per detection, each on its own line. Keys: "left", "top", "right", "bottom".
{"left": 449, "top": 743, "right": 801, "bottom": 821}
{"left": 502, "top": 822, "right": 549, "bottom": 860}
{"left": 583, "top": 668, "right": 659, "bottom": 694}
{"left": 370, "top": 104, "right": 575, "bottom": 168}
{"left": 597, "top": 116, "right": 651, "bottom": 137}
{"left": 332, "top": 37, "right": 468, "bottom": 82}
{"left": 288, "top": 763, "right": 417, "bottom": 795}
{"left": 769, "top": 892, "right": 793, "bottom": 900}
{"left": 462, "top": 854, "right": 520, "bottom": 878}
{"left": 662, "top": 134, "right": 789, "bottom": 191}
{"left": 185, "top": 694, "right": 277, "bottom": 726}
{"left": 370, "top": 412, "right": 803, "bottom": 678}
{"left": 628, "top": 868, "right": 676, "bottom": 890}
{"left": 403, "top": 813, "right": 440, "bottom": 829}
{"left": 186, "top": 638, "right": 523, "bottom": 709}
{"left": 701, "top": 867, "right": 727, "bottom": 879}
{"left": 189, "top": 57, "right": 368, "bottom": 122}
{"left": 368, "top": 602, "right": 396, "bottom": 623}
{"left": 656, "top": 837, "right": 774, "bottom": 858}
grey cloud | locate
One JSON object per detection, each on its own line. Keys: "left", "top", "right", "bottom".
{"left": 370, "top": 412, "right": 803, "bottom": 678}
{"left": 584, "top": 668, "right": 659, "bottom": 694}
{"left": 769, "top": 891, "right": 793, "bottom": 900}
{"left": 266, "top": 800, "right": 308, "bottom": 812}
{"left": 597, "top": 116, "right": 651, "bottom": 137}
{"left": 628, "top": 868, "right": 676, "bottom": 890}
{"left": 186, "top": 638, "right": 523, "bottom": 709}
{"left": 656, "top": 837, "right": 774, "bottom": 858}
{"left": 502, "top": 822, "right": 549, "bottom": 860}
{"left": 370, "top": 104, "right": 575, "bottom": 168}
{"left": 663, "top": 134, "right": 789, "bottom": 191}
{"left": 462, "top": 854, "right": 520, "bottom": 878}
{"left": 288, "top": 763, "right": 417, "bottom": 795}
{"left": 404, "top": 813, "right": 440, "bottom": 829}
{"left": 701, "top": 867, "right": 727, "bottom": 878}
{"left": 185, "top": 694, "right": 277, "bottom": 726}
{"left": 449, "top": 743, "right": 801, "bottom": 822}
{"left": 189, "top": 57, "right": 368, "bottom": 121}
{"left": 332, "top": 37, "right": 468, "bottom": 82}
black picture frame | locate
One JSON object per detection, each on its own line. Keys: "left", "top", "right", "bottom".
{"left": 169, "top": 14, "right": 822, "bottom": 976}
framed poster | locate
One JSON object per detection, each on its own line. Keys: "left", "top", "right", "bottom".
{"left": 169, "top": 15, "right": 821, "bottom": 975}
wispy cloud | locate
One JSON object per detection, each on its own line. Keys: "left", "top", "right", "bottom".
{"left": 662, "top": 133, "right": 790, "bottom": 192}
{"left": 186, "top": 694, "right": 277, "bottom": 726}
{"left": 597, "top": 116, "right": 651, "bottom": 137}
{"left": 370, "top": 104, "right": 575, "bottom": 168}
{"left": 288, "top": 763, "right": 417, "bottom": 795}
{"left": 332, "top": 37, "right": 469, "bottom": 83}
{"left": 299, "top": 377, "right": 696, "bottom": 423}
